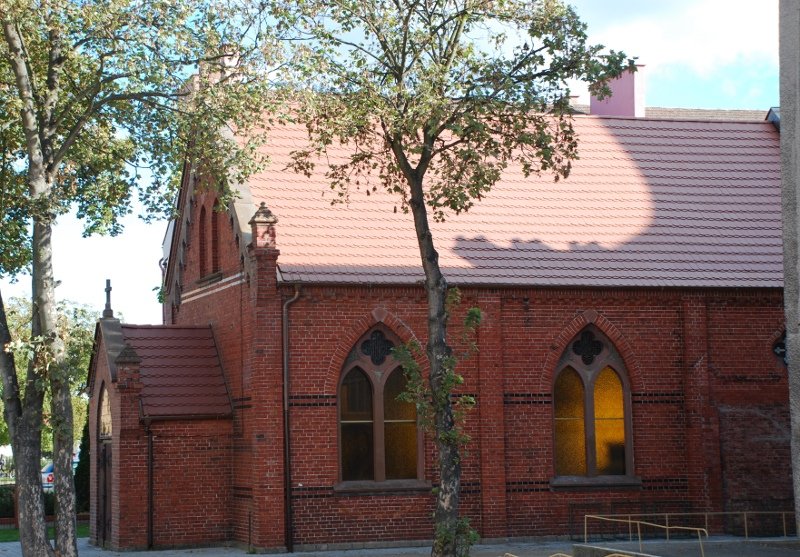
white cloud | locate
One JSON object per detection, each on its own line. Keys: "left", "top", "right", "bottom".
{"left": 566, "top": 0, "right": 778, "bottom": 106}
{"left": 572, "top": 0, "right": 777, "bottom": 75}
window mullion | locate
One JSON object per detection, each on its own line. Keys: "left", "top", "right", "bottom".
{"left": 624, "top": 387, "right": 634, "bottom": 476}
{"left": 374, "top": 376, "right": 386, "bottom": 482}
{"left": 585, "top": 378, "right": 597, "bottom": 476}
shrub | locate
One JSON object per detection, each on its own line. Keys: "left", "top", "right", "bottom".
{"left": 43, "top": 491, "right": 55, "bottom": 516}
{"left": 0, "top": 486, "right": 14, "bottom": 518}
{"left": 74, "top": 419, "right": 90, "bottom": 513}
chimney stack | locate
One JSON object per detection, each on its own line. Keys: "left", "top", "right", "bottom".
{"left": 590, "top": 65, "right": 645, "bottom": 118}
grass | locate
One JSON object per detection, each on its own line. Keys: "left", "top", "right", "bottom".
{"left": 0, "top": 523, "right": 89, "bottom": 543}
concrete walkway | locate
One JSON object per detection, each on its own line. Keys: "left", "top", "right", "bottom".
{"left": 0, "top": 536, "right": 798, "bottom": 556}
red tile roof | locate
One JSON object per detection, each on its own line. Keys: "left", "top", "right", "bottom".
{"left": 242, "top": 114, "right": 780, "bottom": 288}
{"left": 120, "top": 325, "right": 232, "bottom": 420}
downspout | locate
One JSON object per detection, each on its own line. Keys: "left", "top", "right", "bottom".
{"left": 282, "top": 284, "right": 301, "bottom": 552}
{"left": 145, "top": 418, "right": 154, "bottom": 550}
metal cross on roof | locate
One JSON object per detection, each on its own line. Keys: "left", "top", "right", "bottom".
{"left": 102, "top": 279, "right": 114, "bottom": 318}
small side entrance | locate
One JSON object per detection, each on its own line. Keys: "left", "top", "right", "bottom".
{"left": 97, "top": 384, "right": 113, "bottom": 548}
{"left": 97, "top": 441, "right": 112, "bottom": 547}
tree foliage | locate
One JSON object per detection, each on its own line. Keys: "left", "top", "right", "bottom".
{"left": 285, "top": 0, "right": 630, "bottom": 218}
{"left": 2, "top": 297, "right": 94, "bottom": 453}
{"left": 0, "top": 2, "right": 285, "bottom": 555}
{"left": 279, "top": 0, "right": 632, "bottom": 555}
{"left": 0, "top": 0, "right": 284, "bottom": 261}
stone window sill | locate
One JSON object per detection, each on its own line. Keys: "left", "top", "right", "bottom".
{"left": 195, "top": 271, "right": 223, "bottom": 286}
{"left": 334, "top": 479, "right": 431, "bottom": 495}
{"left": 550, "top": 475, "right": 642, "bottom": 490}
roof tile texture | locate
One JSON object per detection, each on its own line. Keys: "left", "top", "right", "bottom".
{"left": 120, "top": 325, "right": 231, "bottom": 419}
{"left": 247, "top": 115, "right": 780, "bottom": 288}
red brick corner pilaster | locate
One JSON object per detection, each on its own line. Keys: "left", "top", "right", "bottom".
{"left": 246, "top": 202, "right": 287, "bottom": 550}
{"left": 112, "top": 345, "right": 149, "bottom": 550}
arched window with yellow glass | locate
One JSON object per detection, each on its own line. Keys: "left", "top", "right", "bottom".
{"left": 552, "top": 326, "right": 635, "bottom": 482}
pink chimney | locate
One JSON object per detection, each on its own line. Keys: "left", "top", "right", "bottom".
{"left": 590, "top": 66, "right": 645, "bottom": 118}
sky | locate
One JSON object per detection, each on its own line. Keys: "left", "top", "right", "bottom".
{"left": 0, "top": 0, "right": 781, "bottom": 325}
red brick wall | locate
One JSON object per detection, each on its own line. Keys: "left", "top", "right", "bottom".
{"left": 708, "top": 295, "right": 791, "bottom": 512}
{"left": 150, "top": 420, "right": 233, "bottom": 547}
{"left": 281, "top": 286, "right": 789, "bottom": 544}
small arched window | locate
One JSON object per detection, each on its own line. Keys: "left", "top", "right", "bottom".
{"left": 199, "top": 205, "right": 208, "bottom": 278}
{"left": 339, "top": 328, "right": 420, "bottom": 483}
{"left": 98, "top": 384, "right": 113, "bottom": 440}
{"left": 211, "top": 199, "right": 220, "bottom": 274}
{"left": 553, "top": 327, "right": 633, "bottom": 479}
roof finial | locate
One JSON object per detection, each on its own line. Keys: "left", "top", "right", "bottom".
{"left": 103, "top": 279, "right": 114, "bottom": 318}
{"left": 249, "top": 202, "right": 279, "bottom": 249}
{"left": 250, "top": 201, "right": 278, "bottom": 225}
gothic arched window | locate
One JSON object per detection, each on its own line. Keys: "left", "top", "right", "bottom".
{"left": 553, "top": 327, "right": 634, "bottom": 480}
{"left": 199, "top": 205, "right": 208, "bottom": 278}
{"left": 98, "top": 384, "right": 112, "bottom": 440}
{"left": 211, "top": 199, "right": 220, "bottom": 274}
{"left": 339, "top": 328, "right": 420, "bottom": 483}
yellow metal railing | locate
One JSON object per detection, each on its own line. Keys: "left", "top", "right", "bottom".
{"left": 586, "top": 510, "right": 796, "bottom": 540}
{"left": 583, "top": 510, "right": 796, "bottom": 557}
{"left": 509, "top": 540, "right": 658, "bottom": 557}
{"left": 584, "top": 514, "right": 709, "bottom": 557}
{"left": 549, "top": 554, "right": 630, "bottom": 557}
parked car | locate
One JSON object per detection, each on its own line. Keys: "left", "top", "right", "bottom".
{"left": 41, "top": 454, "right": 79, "bottom": 491}
{"left": 41, "top": 462, "right": 54, "bottom": 492}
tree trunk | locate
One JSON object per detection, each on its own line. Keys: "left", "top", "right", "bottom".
{"left": 0, "top": 291, "right": 53, "bottom": 557}
{"left": 51, "top": 379, "right": 77, "bottom": 556}
{"left": 31, "top": 216, "right": 76, "bottom": 557}
{"left": 3, "top": 14, "right": 75, "bottom": 557}
{"left": 406, "top": 177, "right": 464, "bottom": 557}
{"left": 0, "top": 292, "right": 21, "bottom": 458}
{"left": 780, "top": 0, "right": 800, "bottom": 536}
{"left": 52, "top": 381, "right": 77, "bottom": 556}
{"left": 14, "top": 419, "right": 53, "bottom": 557}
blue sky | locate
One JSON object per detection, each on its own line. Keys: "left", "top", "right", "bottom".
{"left": 0, "top": 0, "right": 781, "bottom": 324}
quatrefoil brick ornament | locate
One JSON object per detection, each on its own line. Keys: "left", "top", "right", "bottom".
{"left": 572, "top": 330, "right": 603, "bottom": 365}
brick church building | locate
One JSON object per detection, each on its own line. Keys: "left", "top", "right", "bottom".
{"left": 87, "top": 78, "right": 790, "bottom": 551}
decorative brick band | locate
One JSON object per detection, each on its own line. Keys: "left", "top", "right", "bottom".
{"left": 506, "top": 480, "right": 550, "bottom": 493}
{"left": 233, "top": 442, "right": 252, "bottom": 453}
{"left": 503, "top": 393, "right": 552, "bottom": 405}
{"left": 233, "top": 486, "right": 253, "bottom": 499}
{"left": 289, "top": 394, "right": 337, "bottom": 407}
{"left": 642, "top": 477, "right": 689, "bottom": 492}
{"left": 291, "top": 486, "right": 335, "bottom": 499}
{"left": 232, "top": 396, "right": 253, "bottom": 410}
{"left": 632, "top": 392, "right": 684, "bottom": 405}
{"left": 460, "top": 480, "right": 482, "bottom": 495}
